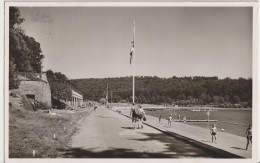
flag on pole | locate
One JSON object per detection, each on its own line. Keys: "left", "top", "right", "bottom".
{"left": 130, "top": 33, "right": 134, "bottom": 65}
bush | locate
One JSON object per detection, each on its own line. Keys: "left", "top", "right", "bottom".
{"left": 10, "top": 92, "right": 18, "bottom": 98}
{"left": 34, "top": 101, "right": 51, "bottom": 110}
{"left": 20, "top": 95, "right": 34, "bottom": 111}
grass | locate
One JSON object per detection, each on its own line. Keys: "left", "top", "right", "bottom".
{"left": 9, "top": 96, "right": 92, "bottom": 158}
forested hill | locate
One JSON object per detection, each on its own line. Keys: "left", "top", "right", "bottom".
{"left": 70, "top": 76, "right": 252, "bottom": 107}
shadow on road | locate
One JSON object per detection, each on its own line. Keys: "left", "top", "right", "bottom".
{"left": 231, "top": 147, "right": 246, "bottom": 151}
{"left": 63, "top": 131, "right": 241, "bottom": 158}
{"left": 63, "top": 147, "right": 174, "bottom": 158}
{"left": 97, "top": 115, "right": 118, "bottom": 119}
{"left": 128, "top": 132, "right": 242, "bottom": 158}
{"left": 201, "top": 140, "right": 212, "bottom": 143}
{"left": 121, "top": 127, "right": 135, "bottom": 130}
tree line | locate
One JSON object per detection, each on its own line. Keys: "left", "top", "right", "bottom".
{"left": 70, "top": 76, "right": 252, "bottom": 108}
{"left": 9, "top": 7, "right": 44, "bottom": 89}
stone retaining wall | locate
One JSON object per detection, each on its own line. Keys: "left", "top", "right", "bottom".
{"left": 18, "top": 73, "right": 52, "bottom": 108}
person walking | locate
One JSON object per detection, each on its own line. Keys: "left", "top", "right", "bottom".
{"left": 159, "top": 115, "right": 162, "bottom": 123}
{"left": 211, "top": 124, "right": 217, "bottom": 143}
{"left": 246, "top": 124, "right": 252, "bottom": 150}
{"left": 168, "top": 114, "right": 172, "bottom": 128}
{"left": 130, "top": 103, "right": 137, "bottom": 128}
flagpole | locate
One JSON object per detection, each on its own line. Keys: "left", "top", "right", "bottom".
{"left": 106, "top": 84, "right": 108, "bottom": 104}
{"left": 133, "top": 21, "right": 135, "bottom": 104}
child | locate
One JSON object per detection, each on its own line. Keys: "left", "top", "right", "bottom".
{"left": 183, "top": 116, "right": 186, "bottom": 126}
{"left": 168, "top": 114, "right": 172, "bottom": 127}
{"left": 246, "top": 125, "right": 252, "bottom": 150}
{"left": 211, "top": 124, "right": 217, "bottom": 143}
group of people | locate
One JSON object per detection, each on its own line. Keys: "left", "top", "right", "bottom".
{"left": 159, "top": 114, "right": 186, "bottom": 128}
{"left": 158, "top": 113, "right": 252, "bottom": 150}
{"left": 210, "top": 124, "right": 252, "bottom": 150}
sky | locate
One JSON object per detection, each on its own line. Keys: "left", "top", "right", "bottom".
{"left": 18, "top": 7, "right": 252, "bottom": 79}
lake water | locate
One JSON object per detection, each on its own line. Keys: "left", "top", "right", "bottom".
{"left": 145, "top": 108, "right": 252, "bottom": 137}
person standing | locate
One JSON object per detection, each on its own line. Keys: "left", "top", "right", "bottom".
{"left": 183, "top": 116, "right": 186, "bottom": 126}
{"left": 159, "top": 115, "right": 162, "bottom": 123}
{"left": 246, "top": 124, "right": 252, "bottom": 150}
{"left": 168, "top": 114, "right": 172, "bottom": 128}
{"left": 211, "top": 124, "right": 217, "bottom": 143}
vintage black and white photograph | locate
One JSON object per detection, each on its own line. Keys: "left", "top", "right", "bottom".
{"left": 5, "top": 2, "right": 258, "bottom": 161}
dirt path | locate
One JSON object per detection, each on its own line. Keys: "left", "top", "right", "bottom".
{"left": 64, "top": 107, "right": 223, "bottom": 158}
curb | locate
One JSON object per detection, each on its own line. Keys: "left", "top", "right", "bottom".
{"left": 118, "top": 111, "right": 243, "bottom": 158}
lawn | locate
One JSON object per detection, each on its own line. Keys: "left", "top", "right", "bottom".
{"left": 9, "top": 103, "right": 92, "bottom": 158}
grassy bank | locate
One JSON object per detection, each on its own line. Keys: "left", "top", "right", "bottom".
{"left": 9, "top": 99, "right": 92, "bottom": 158}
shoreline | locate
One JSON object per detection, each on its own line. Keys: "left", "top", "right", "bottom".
{"left": 110, "top": 103, "right": 252, "bottom": 137}
{"left": 114, "top": 106, "right": 252, "bottom": 158}
{"left": 148, "top": 114, "right": 248, "bottom": 137}
{"left": 109, "top": 103, "right": 252, "bottom": 110}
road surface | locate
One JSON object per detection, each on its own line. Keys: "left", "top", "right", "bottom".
{"left": 64, "top": 107, "right": 228, "bottom": 158}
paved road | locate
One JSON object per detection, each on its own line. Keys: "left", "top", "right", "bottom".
{"left": 64, "top": 107, "right": 225, "bottom": 158}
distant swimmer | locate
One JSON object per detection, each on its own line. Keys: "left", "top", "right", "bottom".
{"left": 246, "top": 124, "right": 252, "bottom": 150}
{"left": 211, "top": 124, "right": 217, "bottom": 143}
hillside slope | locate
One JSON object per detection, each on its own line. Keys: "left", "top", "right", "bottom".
{"left": 9, "top": 90, "right": 91, "bottom": 158}
{"left": 70, "top": 76, "right": 252, "bottom": 107}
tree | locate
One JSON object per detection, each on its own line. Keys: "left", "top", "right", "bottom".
{"left": 46, "top": 70, "right": 72, "bottom": 100}
{"left": 9, "top": 7, "right": 44, "bottom": 73}
{"left": 205, "top": 95, "right": 211, "bottom": 104}
{"left": 187, "top": 96, "right": 193, "bottom": 104}
{"left": 9, "top": 57, "right": 20, "bottom": 89}
{"left": 178, "top": 94, "right": 186, "bottom": 101}
{"left": 138, "top": 95, "right": 147, "bottom": 103}
{"left": 23, "top": 36, "right": 44, "bottom": 72}
{"left": 9, "top": 7, "right": 24, "bottom": 29}
{"left": 224, "top": 95, "right": 230, "bottom": 103}
{"left": 232, "top": 96, "right": 240, "bottom": 104}
{"left": 218, "top": 96, "right": 224, "bottom": 103}
{"left": 166, "top": 97, "right": 173, "bottom": 105}
{"left": 213, "top": 96, "right": 219, "bottom": 104}
{"left": 199, "top": 94, "right": 206, "bottom": 104}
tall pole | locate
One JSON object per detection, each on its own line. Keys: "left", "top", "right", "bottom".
{"left": 111, "top": 91, "right": 113, "bottom": 103}
{"left": 106, "top": 84, "right": 108, "bottom": 103}
{"left": 133, "top": 21, "right": 135, "bottom": 104}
